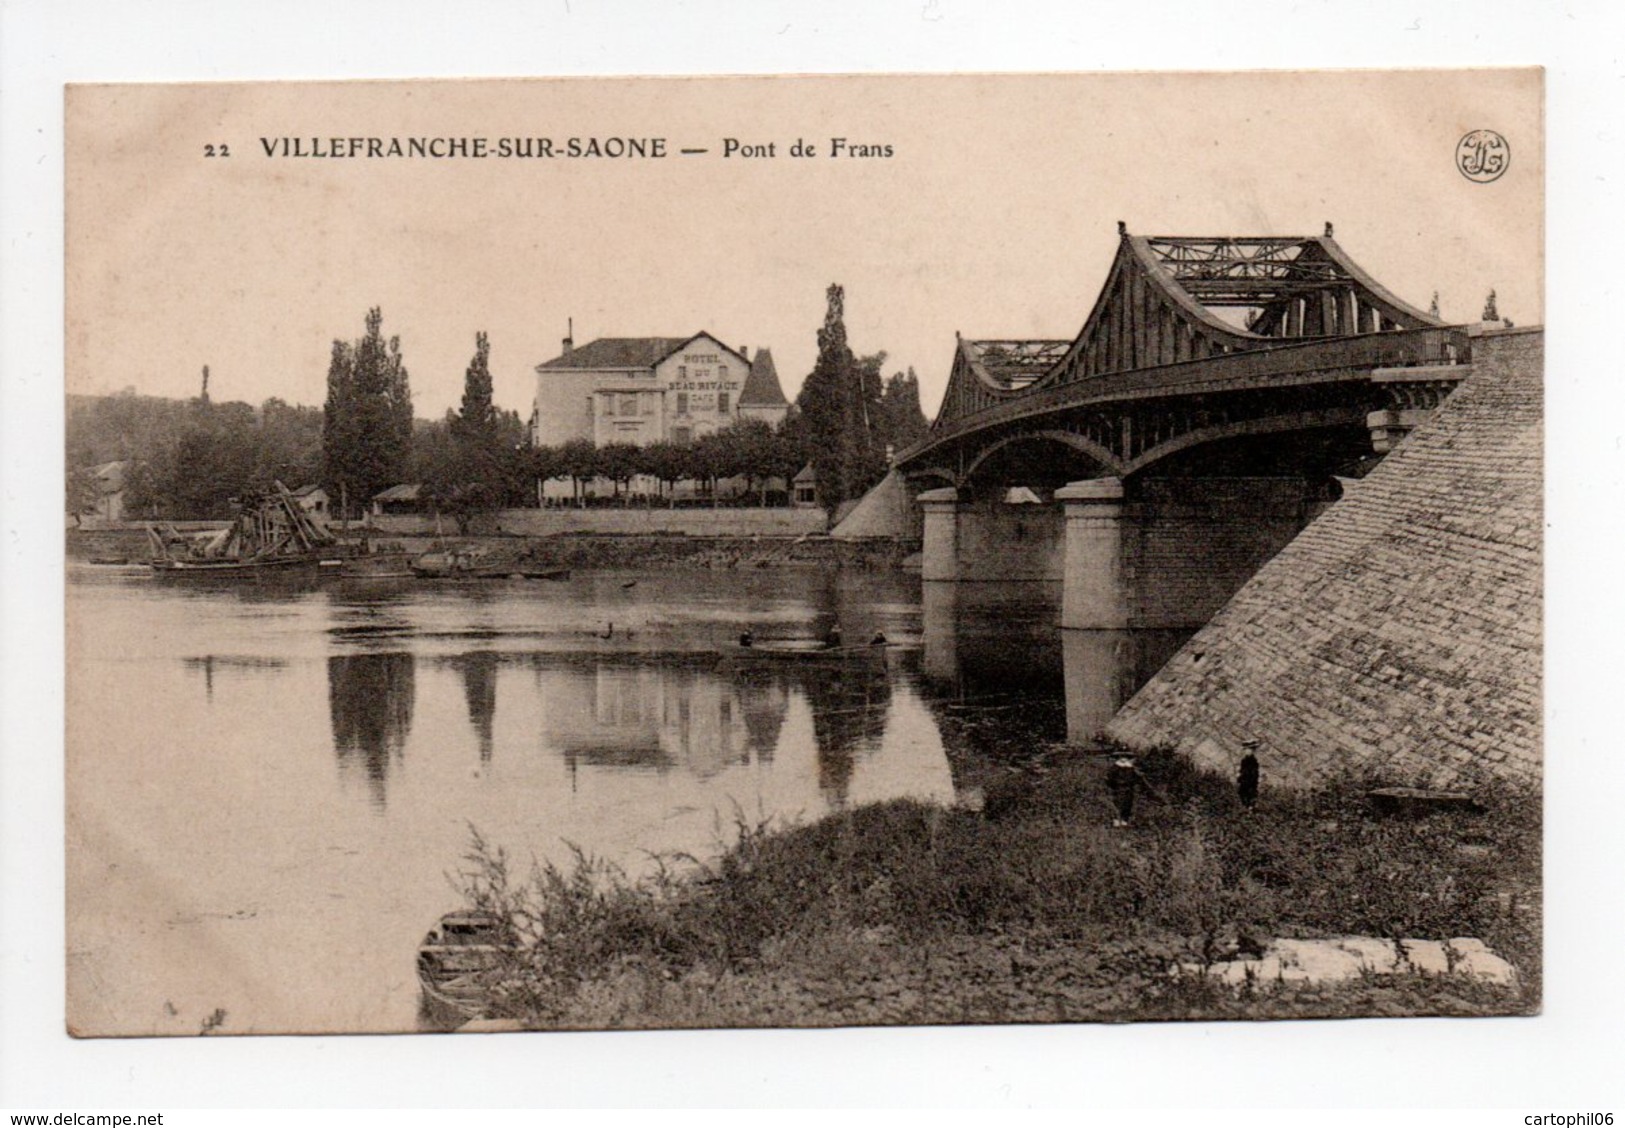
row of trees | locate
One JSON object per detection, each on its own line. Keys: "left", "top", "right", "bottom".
{"left": 526, "top": 418, "right": 803, "bottom": 508}
{"left": 68, "top": 390, "right": 328, "bottom": 520}
{"left": 71, "top": 288, "right": 929, "bottom": 523}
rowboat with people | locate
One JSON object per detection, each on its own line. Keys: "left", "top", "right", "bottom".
{"left": 720, "top": 627, "right": 892, "bottom": 664}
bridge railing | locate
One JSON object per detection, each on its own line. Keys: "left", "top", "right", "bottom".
{"left": 902, "top": 326, "right": 1472, "bottom": 465}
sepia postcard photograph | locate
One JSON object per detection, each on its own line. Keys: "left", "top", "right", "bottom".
{"left": 62, "top": 69, "right": 1544, "bottom": 1042}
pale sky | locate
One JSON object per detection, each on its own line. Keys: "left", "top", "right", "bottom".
{"left": 66, "top": 71, "right": 1542, "bottom": 421}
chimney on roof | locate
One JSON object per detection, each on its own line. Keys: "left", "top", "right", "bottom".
{"left": 1324, "top": 221, "right": 1335, "bottom": 237}
{"left": 563, "top": 317, "right": 573, "bottom": 360}
{"left": 741, "top": 345, "right": 749, "bottom": 360}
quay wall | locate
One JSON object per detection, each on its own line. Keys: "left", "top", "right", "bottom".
{"left": 383, "top": 533, "right": 916, "bottom": 572}
{"left": 1106, "top": 329, "right": 1542, "bottom": 791}
{"left": 371, "top": 506, "right": 828, "bottom": 539}
{"left": 67, "top": 525, "right": 915, "bottom": 572}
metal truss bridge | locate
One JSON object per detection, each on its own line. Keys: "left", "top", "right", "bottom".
{"left": 897, "top": 224, "right": 1472, "bottom": 487}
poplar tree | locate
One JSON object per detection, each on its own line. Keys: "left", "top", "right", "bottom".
{"left": 426, "top": 331, "right": 522, "bottom": 531}
{"left": 878, "top": 366, "right": 929, "bottom": 453}
{"left": 795, "top": 284, "right": 886, "bottom": 512}
{"left": 454, "top": 331, "right": 496, "bottom": 444}
{"left": 322, "top": 308, "right": 414, "bottom": 518}
{"left": 322, "top": 339, "right": 358, "bottom": 515}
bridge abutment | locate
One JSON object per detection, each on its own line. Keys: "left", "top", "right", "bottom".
{"left": 1125, "top": 477, "right": 1328, "bottom": 629}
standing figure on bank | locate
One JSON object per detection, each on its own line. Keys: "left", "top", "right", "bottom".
{"left": 1106, "top": 754, "right": 1156, "bottom": 827}
{"left": 823, "top": 623, "right": 844, "bottom": 650}
{"left": 1237, "top": 740, "right": 1261, "bottom": 809}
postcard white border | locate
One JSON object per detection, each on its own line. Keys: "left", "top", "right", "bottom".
{"left": 5, "top": 0, "right": 1623, "bottom": 1112}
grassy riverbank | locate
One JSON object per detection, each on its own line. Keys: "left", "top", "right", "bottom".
{"left": 452, "top": 748, "right": 1540, "bottom": 1029}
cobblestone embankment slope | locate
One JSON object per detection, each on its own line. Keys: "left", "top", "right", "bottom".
{"left": 1108, "top": 329, "right": 1542, "bottom": 790}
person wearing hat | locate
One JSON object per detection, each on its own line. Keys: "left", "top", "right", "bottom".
{"left": 1106, "top": 753, "right": 1158, "bottom": 827}
{"left": 1237, "top": 740, "right": 1261, "bottom": 809}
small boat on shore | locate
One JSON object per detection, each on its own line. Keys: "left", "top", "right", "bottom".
{"left": 411, "top": 544, "right": 569, "bottom": 581}
{"left": 417, "top": 910, "right": 515, "bottom": 1020}
{"left": 470, "top": 568, "right": 572, "bottom": 582}
{"left": 331, "top": 552, "right": 417, "bottom": 580}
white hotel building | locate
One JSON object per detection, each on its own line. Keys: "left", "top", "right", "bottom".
{"left": 530, "top": 331, "right": 789, "bottom": 449}
{"left": 529, "top": 330, "right": 792, "bottom": 502}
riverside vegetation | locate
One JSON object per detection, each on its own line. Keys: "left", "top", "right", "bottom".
{"left": 450, "top": 745, "right": 1540, "bottom": 1029}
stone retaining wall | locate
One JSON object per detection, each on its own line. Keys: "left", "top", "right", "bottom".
{"left": 370, "top": 506, "right": 828, "bottom": 538}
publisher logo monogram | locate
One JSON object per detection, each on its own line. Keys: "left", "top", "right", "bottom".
{"left": 1456, "top": 130, "right": 1510, "bottom": 183}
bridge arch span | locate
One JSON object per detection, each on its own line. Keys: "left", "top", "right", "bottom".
{"left": 960, "top": 429, "right": 1125, "bottom": 487}
{"left": 907, "top": 465, "right": 958, "bottom": 489}
{"left": 1120, "top": 406, "right": 1370, "bottom": 477}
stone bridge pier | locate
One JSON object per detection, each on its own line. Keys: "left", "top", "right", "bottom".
{"left": 920, "top": 475, "right": 1332, "bottom": 630}
{"left": 917, "top": 487, "right": 1064, "bottom": 583}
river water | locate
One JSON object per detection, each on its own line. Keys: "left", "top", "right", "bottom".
{"left": 65, "top": 564, "right": 1184, "bottom": 1035}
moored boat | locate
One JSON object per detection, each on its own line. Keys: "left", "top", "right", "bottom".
{"left": 416, "top": 910, "right": 515, "bottom": 1021}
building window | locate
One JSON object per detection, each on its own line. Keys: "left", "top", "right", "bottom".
{"left": 719, "top": 364, "right": 728, "bottom": 380}
{"left": 620, "top": 395, "right": 638, "bottom": 416}
{"left": 678, "top": 365, "right": 687, "bottom": 379}
{"left": 717, "top": 391, "right": 730, "bottom": 414}
{"left": 602, "top": 395, "right": 615, "bottom": 416}
{"left": 672, "top": 426, "right": 692, "bottom": 446}
{"left": 642, "top": 393, "right": 655, "bottom": 416}
{"left": 676, "top": 392, "right": 689, "bottom": 415}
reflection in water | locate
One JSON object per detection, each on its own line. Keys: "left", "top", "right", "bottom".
{"left": 920, "top": 581, "right": 1193, "bottom": 762}
{"left": 920, "top": 582, "right": 1063, "bottom": 703}
{"left": 1061, "top": 629, "right": 1192, "bottom": 743}
{"left": 183, "top": 654, "right": 289, "bottom": 701}
{"left": 529, "top": 656, "right": 756, "bottom": 778}
{"left": 449, "top": 651, "right": 500, "bottom": 762}
{"left": 421, "top": 649, "right": 892, "bottom": 805}
{"left": 70, "top": 566, "right": 971, "bottom": 1035}
{"left": 328, "top": 652, "right": 416, "bottom": 808}
{"left": 737, "top": 674, "right": 787, "bottom": 763}
{"left": 794, "top": 659, "right": 892, "bottom": 806}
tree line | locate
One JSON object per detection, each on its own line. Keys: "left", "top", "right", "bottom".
{"left": 67, "top": 288, "right": 927, "bottom": 523}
